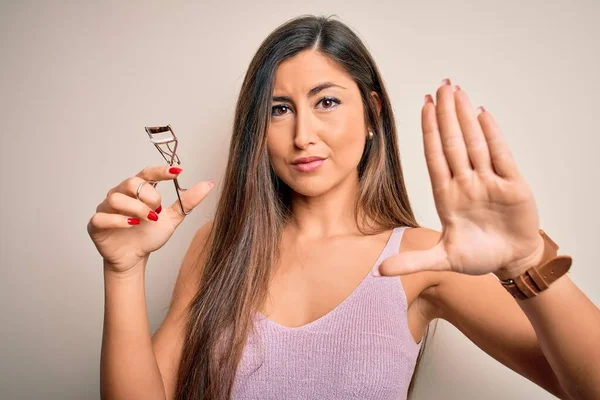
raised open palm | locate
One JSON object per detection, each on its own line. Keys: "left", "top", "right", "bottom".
{"left": 378, "top": 79, "right": 545, "bottom": 279}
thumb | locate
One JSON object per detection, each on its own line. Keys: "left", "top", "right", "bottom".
{"left": 374, "top": 242, "right": 449, "bottom": 276}
{"left": 168, "top": 179, "right": 216, "bottom": 222}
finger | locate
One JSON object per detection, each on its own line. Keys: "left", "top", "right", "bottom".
{"left": 436, "top": 79, "right": 472, "bottom": 175}
{"left": 454, "top": 87, "right": 493, "bottom": 172}
{"left": 107, "top": 176, "right": 162, "bottom": 211}
{"left": 373, "top": 244, "right": 450, "bottom": 276}
{"left": 106, "top": 165, "right": 182, "bottom": 199}
{"left": 168, "top": 179, "right": 216, "bottom": 222}
{"left": 97, "top": 192, "right": 160, "bottom": 222}
{"left": 477, "top": 107, "right": 520, "bottom": 179}
{"left": 422, "top": 94, "right": 451, "bottom": 191}
{"left": 87, "top": 212, "right": 142, "bottom": 235}
{"left": 135, "top": 164, "right": 183, "bottom": 182}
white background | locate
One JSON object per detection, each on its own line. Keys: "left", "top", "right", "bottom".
{"left": 1, "top": 1, "right": 598, "bottom": 398}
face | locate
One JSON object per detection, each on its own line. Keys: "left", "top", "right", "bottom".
{"left": 266, "top": 50, "right": 379, "bottom": 197}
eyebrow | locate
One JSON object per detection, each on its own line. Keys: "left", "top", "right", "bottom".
{"left": 272, "top": 82, "right": 346, "bottom": 103}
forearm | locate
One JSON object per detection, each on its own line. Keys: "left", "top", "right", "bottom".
{"left": 101, "top": 259, "right": 166, "bottom": 400}
{"left": 517, "top": 274, "right": 600, "bottom": 400}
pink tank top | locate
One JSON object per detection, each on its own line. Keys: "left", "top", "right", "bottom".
{"left": 231, "top": 226, "right": 422, "bottom": 399}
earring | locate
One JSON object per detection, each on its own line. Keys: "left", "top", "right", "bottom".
{"left": 368, "top": 130, "right": 374, "bottom": 140}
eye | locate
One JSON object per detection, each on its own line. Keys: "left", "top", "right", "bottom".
{"left": 317, "top": 97, "right": 341, "bottom": 110}
{"left": 271, "top": 104, "right": 291, "bottom": 117}
{"left": 270, "top": 97, "right": 342, "bottom": 118}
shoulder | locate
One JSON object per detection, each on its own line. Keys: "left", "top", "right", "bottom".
{"left": 401, "top": 226, "right": 442, "bottom": 250}
{"left": 164, "top": 219, "right": 215, "bottom": 319}
{"left": 168, "top": 218, "right": 215, "bottom": 314}
{"left": 182, "top": 219, "right": 215, "bottom": 281}
{"left": 399, "top": 225, "right": 445, "bottom": 288}
{"left": 398, "top": 226, "right": 448, "bottom": 320}
{"left": 399, "top": 226, "right": 514, "bottom": 322}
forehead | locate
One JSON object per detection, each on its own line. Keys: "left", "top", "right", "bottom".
{"left": 272, "top": 50, "right": 354, "bottom": 93}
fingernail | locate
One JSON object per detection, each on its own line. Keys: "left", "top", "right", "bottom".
{"left": 169, "top": 167, "right": 182, "bottom": 175}
{"left": 442, "top": 78, "right": 451, "bottom": 86}
{"left": 424, "top": 94, "right": 433, "bottom": 104}
{"left": 476, "top": 106, "right": 485, "bottom": 116}
{"left": 127, "top": 218, "right": 140, "bottom": 225}
{"left": 453, "top": 85, "right": 461, "bottom": 92}
{"left": 208, "top": 179, "right": 215, "bottom": 188}
{"left": 155, "top": 205, "right": 162, "bottom": 214}
{"left": 372, "top": 266, "right": 381, "bottom": 277}
{"left": 147, "top": 211, "right": 159, "bottom": 221}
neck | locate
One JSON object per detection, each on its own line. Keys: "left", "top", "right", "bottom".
{"left": 288, "top": 171, "right": 369, "bottom": 240}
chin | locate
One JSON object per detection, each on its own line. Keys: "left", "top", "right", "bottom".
{"left": 274, "top": 173, "right": 332, "bottom": 197}
{"left": 287, "top": 181, "right": 330, "bottom": 197}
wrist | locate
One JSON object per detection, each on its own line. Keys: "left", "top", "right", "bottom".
{"left": 494, "top": 234, "right": 546, "bottom": 281}
{"left": 494, "top": 229, "right": 572, "bottom": 301}
{"left": 103, "top": 259, "right": 147, "bottom": 281}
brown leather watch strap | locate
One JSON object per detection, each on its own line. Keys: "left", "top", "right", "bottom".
{"left": 500, "top": 229, "right": 572, "bottom": 300}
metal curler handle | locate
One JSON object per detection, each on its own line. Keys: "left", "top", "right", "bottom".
{"left": 143, "top": 124, "right": 191, "bottom": 216}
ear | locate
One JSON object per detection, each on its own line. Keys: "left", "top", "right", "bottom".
{"left": 370, "top": 91, "right": 382, "bottom": 117}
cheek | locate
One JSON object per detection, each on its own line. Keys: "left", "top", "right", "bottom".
{"left": 266, "top": 135, "right": 288, "bottom": 175}
{"left": 327, "top": 113, "right": 366, "bottom": 165}
{"left": 266, "top": 131, "right": 283, "bottom": 157}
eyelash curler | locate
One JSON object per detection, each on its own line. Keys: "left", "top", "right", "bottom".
{"left": 144, "top": 124, "right": 191, "bottom": 216}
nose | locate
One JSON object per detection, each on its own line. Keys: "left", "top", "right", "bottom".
{"left": 293, "top": 107, "right": 318, "bottom": 150}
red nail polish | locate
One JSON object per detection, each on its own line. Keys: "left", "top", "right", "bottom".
{"left": 424, "top": 94, "right": 434, "bottom": 104}
{"left": 454, "top": 85, "right": 461, "bottom": 92}
{"left": 169, "top": 167, "right": 182, "bottom": 175}
{"left": 147, "top": 211, "right": 159, "bottom": 221}
{"left": 476, "top": 106, "right": 486, "bottom": 116}
{"left": 155, "top": 205, "right": 162, "bottom": 214}
{"left": 127, "top": 218, "right": 140, "bottom": 225}
{"left": 442, "top": 78, "right": 451, "bottom": 85}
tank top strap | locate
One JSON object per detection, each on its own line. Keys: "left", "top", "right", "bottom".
{"left": 382, "top": 225, "right": 408, "bottom": 260}
{"left": 233, "top": 225, "right": 421, "bottom": 399}
{"left": 369, "top": 225, "right": 408, "bottom": 275}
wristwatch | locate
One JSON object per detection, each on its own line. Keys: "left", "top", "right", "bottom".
{"left": 499, "top": 229, "right": 572, "bottom": 300}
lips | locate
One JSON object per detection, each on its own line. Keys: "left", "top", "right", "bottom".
{"left": 291, "top": 158, "right": 326, "bottom": 172}
{"left": 291, "top": 156, "right": 326, "bottom": 165}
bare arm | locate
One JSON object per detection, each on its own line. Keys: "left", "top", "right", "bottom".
{"left": 432, "top": 271, "right": 600, "bottom": 400}
{"left": 100, "top": 220, "right": 214, "bottom": 400}
{"left": 152, "top": 220, "right": 214, "bottom": 399}
{"left": 413, "top": 227, "right": 600, "bottom": 399}
{"left": 101, "top": 258, "right": 166, "bottom": 400}
{"left": 515, "top": 274, "right": 600, "bottom": 400}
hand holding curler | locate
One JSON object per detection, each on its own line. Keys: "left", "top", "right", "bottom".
{"left": 87, "top": 164, "right": 216, "bottom": 275}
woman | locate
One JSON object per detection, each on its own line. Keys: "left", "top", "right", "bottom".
{"left": 87, "top": 15, "right": 600, "bottom": 400}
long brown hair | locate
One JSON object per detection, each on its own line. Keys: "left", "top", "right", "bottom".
{"left": 175, "top": 14, "right": 437, "bottom": 399}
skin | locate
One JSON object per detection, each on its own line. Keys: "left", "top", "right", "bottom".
{"left": 257, "top": 49, "right": 600, "bottom": 399}
{"left": 261, "top": 49, "right": 434, "bottom": 342}
{"left": 266, "top": 49, "right": 378, "bottom": 236}
{"left": 149, "top": 49, "right": 598, "bottom": 399}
